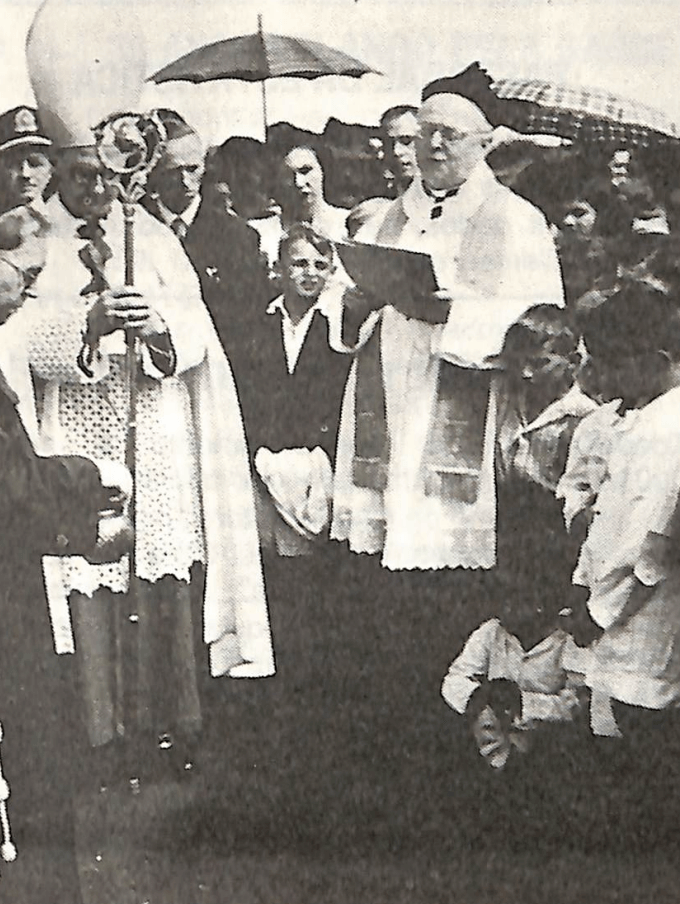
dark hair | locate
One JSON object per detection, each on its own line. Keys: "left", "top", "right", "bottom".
{"left": 153, "top": 108, "right": 197, "bottom": 141}
{"left": 502, "top": 304, "right": 578, "bottom": 361}
{"left": 279, "top": 222, "right": 334, "bottom": 264}
{"left": 281, "top": 144, "right": 322, "bottom": 169}
{"left": 379, "top": 105, "right": 418, "bottom": 131}
{"left": 582, "top": 277, "right": 680, "bottom": 362}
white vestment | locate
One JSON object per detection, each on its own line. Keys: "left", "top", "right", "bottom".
{"left": 21, "top": 196, "right": 273, "bottom": 676}
{"left": 332, "top": 164, "right": 564, "bottom": 570}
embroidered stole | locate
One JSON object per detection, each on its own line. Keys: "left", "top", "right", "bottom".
{"left": 353, "top": 185, "right": 508, "bottom": 500}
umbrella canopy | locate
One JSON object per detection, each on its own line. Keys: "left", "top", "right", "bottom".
{"left": 149, "top": 22, "right": 380, "bottom": 137}
{"left": 492, "top": 76, "right": 678, "bottom": 145}
{"left": 150, "top": 31, "right": 379, "bottom": 84}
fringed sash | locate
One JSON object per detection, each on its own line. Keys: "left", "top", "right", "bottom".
{"left": 353, "top": 330, "right": 492, "bottom": 499}
{"left": 353, "top": 319, "right": 389, "bottom": 489}
{"left": 422, "top": 366, "right": 491, "bottom": 503}
{"left": 351, "top": 179, "right": 507, "bottom": 501}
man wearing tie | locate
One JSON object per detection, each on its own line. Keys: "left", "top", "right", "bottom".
{"left": 143, "top": 110, "right": 271, "bottom": 383}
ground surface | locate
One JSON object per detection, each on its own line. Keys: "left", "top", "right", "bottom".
{"left": 24, "top": 552, "right": 680, "bottom": 903}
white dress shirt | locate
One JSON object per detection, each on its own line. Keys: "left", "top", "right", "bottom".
{"left": 266, "top": 289, "right": 345, "bottom": 374}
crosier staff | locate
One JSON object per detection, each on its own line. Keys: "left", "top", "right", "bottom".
{"left": 79, "top": 112, "right": 166, "bottom": 747}
{"left": 92, "top": 111, "right": 166, "bottom": 575}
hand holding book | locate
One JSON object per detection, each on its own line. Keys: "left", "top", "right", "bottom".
{"left": 337, "top": 241, "right": 449, "bottom": 325}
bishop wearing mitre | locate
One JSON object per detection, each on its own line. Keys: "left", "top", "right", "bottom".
{"left": 14, "top": 0, "right": 274, "bottom": 785}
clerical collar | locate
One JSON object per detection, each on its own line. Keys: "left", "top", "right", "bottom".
{"left": 422, "top": 181, "right": 460, "bottom": 219}
{"left": 422, "top": 181, "right": 461, "bottom": 201}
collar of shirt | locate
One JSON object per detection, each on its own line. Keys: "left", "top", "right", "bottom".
{"left": 266, "top": 293, "right": 330, "bottom": 374}
{"left": 401, "top": 162, "right": 497, "bottom": 230}
{"left": 517, "top": 385, "right": 599, "bottom": 440}
{"left": 625, "top": 383, "right": 680, "bottom": 443}
{"left": 152, "top": 194, "right": 201, "bottom": 231}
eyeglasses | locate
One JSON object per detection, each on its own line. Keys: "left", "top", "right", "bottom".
{"left": 416, "top": 125, "right": 489, "bottom": 145}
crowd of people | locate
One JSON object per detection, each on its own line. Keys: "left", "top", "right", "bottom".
{"left": 2, "top": 19, "right": 680, "bottom": 900}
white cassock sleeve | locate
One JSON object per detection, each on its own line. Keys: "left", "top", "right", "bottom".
{"left": 434, "top": 201, "right": 564, "bottom": 368}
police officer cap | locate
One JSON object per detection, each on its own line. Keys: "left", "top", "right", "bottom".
{"left": 0, "top": 107, "right": 51, "bottom": 155}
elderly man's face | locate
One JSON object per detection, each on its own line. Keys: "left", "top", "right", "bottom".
{"left": 55, "top": 148, "right": 115, "bottom": 220}
{"left": 152, "top": 134, "right": 205, "bottom": 215}
{"left": 280, "top": 147, "right": 324, "bottom": 213}
{"left": 0, "top": 207, "right": 47, "bottom": 319}
{"left": 384, "top": 112, "right": 419, "bottom": 186}
{"left": 0, "top": 146, "right": 52, "bottom": 209}
{"left": 416, "top": 96, "right": 491, "bottom": 190}
{"left": 0, "top": 225, "right": 46, "bottom": 288}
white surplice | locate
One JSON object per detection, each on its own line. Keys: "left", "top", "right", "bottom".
{"left": 21, "top": 196, "right": 273, "bottom": 676}
{"left": 332, "top": 164, "right": 564, "bottom": 570}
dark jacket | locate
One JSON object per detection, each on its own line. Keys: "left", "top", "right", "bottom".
{"left": 236, "top": 302, "right": 352, "bottom": 463}
{"left": 182, "top": 200, "right": 273, "bottom": 379}
{"left": 0, "top": 374, "right": 102, "bottom": 904}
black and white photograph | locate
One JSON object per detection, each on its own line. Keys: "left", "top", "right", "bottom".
{"left": 1, "top": 0, "right": 680, "bottom": 901}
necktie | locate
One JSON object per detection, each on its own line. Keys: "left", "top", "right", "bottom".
{"left": 171, "top": 217, "right": 187, "bottom": 241}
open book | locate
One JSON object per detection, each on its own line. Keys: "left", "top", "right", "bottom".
{"left": 336, "top": 241, "right": 448, "bottom": 324}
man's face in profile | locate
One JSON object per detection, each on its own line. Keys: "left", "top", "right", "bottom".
{"left": 383, "top": 111, "right": 418, "bottom": 187}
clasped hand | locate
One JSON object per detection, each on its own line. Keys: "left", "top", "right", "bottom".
{"left": 87, "top": 287, "right": 166, "bottom": 340}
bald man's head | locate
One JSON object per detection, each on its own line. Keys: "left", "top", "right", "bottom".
{"left": 416, "top": 93, "right": 493, "bottom": 190}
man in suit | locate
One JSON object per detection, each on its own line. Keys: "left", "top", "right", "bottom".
{"left": 143, "top": 111, "right": 271, "bottom": 384}
{"left": 380, "top": 104, "right": 419, "bottom": 197}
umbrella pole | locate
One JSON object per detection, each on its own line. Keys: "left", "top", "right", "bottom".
{"left": 261, "top": 79, "right": 268, "bottom": 140}
{"left": 258, "top": 13, "right": 268, "bottom": 139}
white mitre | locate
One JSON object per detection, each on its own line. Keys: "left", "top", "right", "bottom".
{"left": 26, "top": 0, "right": 147, "bottom": 147}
